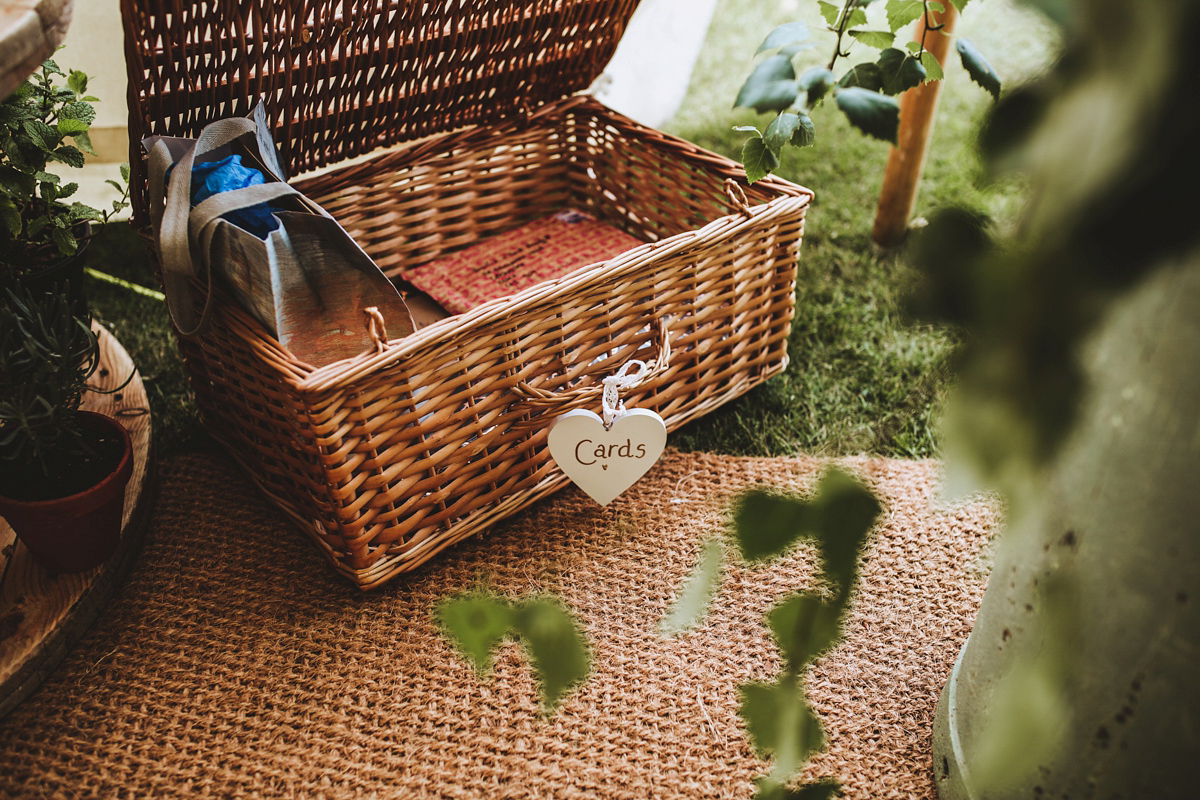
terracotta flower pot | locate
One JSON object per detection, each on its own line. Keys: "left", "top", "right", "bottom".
{"left": 0, "top": 411, "right": 133, "bottom": 573}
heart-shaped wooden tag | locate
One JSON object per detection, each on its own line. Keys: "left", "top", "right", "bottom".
{"left": 547, "top": 408, "right": 667, "bottom": 506}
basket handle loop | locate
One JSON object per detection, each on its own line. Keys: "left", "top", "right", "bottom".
{"left": 510, "top": 317, "right": 672, "bottom": 428}
{"left": 724, "top": 178, "right": 753, "bottom": 219}
{"left": 364, "top": 306, "right": 388, "bottom": 353}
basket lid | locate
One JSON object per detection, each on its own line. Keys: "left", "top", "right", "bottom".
{"left": 122, "top": 0, "right": 643, "bottom": 179}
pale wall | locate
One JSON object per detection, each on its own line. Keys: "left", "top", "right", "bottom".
{"left": 58, "top": 0, "right": 127, "bottom": 162}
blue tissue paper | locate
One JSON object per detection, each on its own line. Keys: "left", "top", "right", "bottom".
{"left": 191, "top": 154, "right": 280, "bottom": 238}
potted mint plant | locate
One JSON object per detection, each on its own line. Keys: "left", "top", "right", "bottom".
{"left": 0, "top": 56, "right": 128, "bottom": 314}
{"left": 0, "top": 283, "right": 133, "bottom": 573}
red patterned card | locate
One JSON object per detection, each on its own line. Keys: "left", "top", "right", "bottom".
{"left": 397, "top": 210, "right": 644, "bottom": 315}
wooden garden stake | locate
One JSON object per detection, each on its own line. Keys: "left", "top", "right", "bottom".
{"left": 872, "top": 3, "right": 959, "bottom": 249}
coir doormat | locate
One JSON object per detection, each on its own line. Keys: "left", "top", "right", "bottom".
{"left": 0, "top": 449, "right": 998, "bottom": 799}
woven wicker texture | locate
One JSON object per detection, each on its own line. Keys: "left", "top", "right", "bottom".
{"left": 121, "top": 0, "right": 815, "bottom": 588}
{"left": 119, "top": 0, "right": 641, "bottom": 203}
{"left": 0, "top": 450, "right": 998, "bottom": 799}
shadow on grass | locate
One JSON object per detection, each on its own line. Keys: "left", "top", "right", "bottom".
{"left": 84, "top": 222, "right": 214, "bottom": 459}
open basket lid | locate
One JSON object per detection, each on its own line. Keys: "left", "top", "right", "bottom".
{"left": 121, "top": 0, "right": 643, "bottom": 190}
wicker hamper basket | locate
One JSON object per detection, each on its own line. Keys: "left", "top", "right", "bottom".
{"left": 121, "top": 0, "right": 814, "bottom": 589}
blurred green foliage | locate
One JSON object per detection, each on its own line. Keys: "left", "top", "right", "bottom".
{"left": 664, "top": 469, "right": 881, "bottom": 798}
{"left": 910, "top": 0, "right": 1200, "bottom": 494}
{"left": 436, "top": 592, "right": 590, "bottom": 711}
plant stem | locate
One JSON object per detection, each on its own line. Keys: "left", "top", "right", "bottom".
{"left": 919, "top": 1, "right": 946, "bottom": 56}
{"left": 827, "top": 0, "right": 859, "bottom": 71}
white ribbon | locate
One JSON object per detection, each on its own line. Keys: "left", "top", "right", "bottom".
{"left": 601, "top": 359, "right": 650, "bottom": 428}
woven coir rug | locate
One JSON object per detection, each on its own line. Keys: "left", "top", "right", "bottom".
{"left": 0, "top": 449, "right": 998, "bottom": 799}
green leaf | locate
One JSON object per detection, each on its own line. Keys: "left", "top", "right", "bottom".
{"left": 3, "top": 169, "right": 35, "bottom": 199}
{"left": 437, "top": 593, "right": 515, "bottom": 672}
{"left": 21, "top": 119, "right": 55, "bottom": 150}
{"left": 818, "top": 0, "right": 841, "bottom": 26}
{"left": 26, "top": 215, "right": 49, "bottom": 238}
{"left": 844, "top": 8, "right": 869, "bottom": 28}
{"left": 836, "top": 87, "right": 900, "bottom": 143}
{"left": 957, "top": 37, "right": 1001, "bottom": 100}
{"left": 438, "top": 592, "right": 590, "bottom": 711}
{"left": 792, "top": 779, "right": 843, "bottom": 800}
{"left": 57, "top": 181, "right": 78, "bottom": 199}
{"left": 657, "top": 537, "right": 720, "bottom": 638}
{"left": 885, "top": 0, "right": 925, "bottom": 31}
{"left": 920, "top": 50, "right": 945, "bottom": 82}
{"left": 764, "top": 113, "right": 801, "bottom": 154}
{"left": 67, "top": 69, "right": 88, "bottom": 96}
{"left": 735, "top": 55, "right": 800, "bottom": 113}
{"left": 742, "top": 136, "right": 780, "bottom": 184}
{"left": 927, "top": 1, "right": 946, "bottom": 12}
{"left": 807, "top": 469, "right": 882, "bottom": 600}
{"left": 779, "top": 41, "right": 816, "bottom": 58}
{"left": 733, "top": 489, "right": 812, "bottom": 561}
{"left": 513, "top": 599, "right": 590, "bottom": 710}
{"left": 67, "top": 201, "right": 100, "bottom": 223}
{"left": 848, "top": 29, "right": 895, "bottom": 49}
{"left": 0, "top": 197, "right": 21, "bottom": 236}
{"left": 34, "top": 170, "right": 60, "bottom": 185}
{"left": 52, "top": 145, "right": 86, "bottom": 169}
{"left": 836, "top": 62, "right": 883, "bottom": 92}
{"left": 906, "top": 40, "right": 923, "bottom": 55}
{"left": 878, "top": 48, "right": 926, "bottom": 95}
{"left": 734, "top": 471, "right": 879, "bottom": 577}
{"left": 59, "top": 101, "right": 95, "bottom": 125}
{"left": 799, "top": 67, "right": 837, "bottom": 104}
{"left": 661, "top": 538, "right": 725, "bottom": 634}
{"left": 948, "top": 0, "right": 970, "bottom": 10}
{"left": 791, "top": 112, "right": 816, "bottom": 147}
{"left": 740, "top": 676, "right": 826, "bottom": 778}
{"left": 57, "top": 117, "right": 89, "bottom": 136}
{"left": 72, "top": 130, "right": 95, "bottom": 156}
{"left": 50, "top": 226, "right": 78, "bottom": 256}
{"left": 757, "top": 21, "right": 811, "bottom": 54}
{"left": 768, "top": 594, "right": 844, "bottom": 671}
{"left": 119, "top": 162, "right": 131, "bottom": 182}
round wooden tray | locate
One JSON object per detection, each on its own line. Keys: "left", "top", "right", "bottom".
{"left": 0, "top": 322, "right": 154, "bottom": 717}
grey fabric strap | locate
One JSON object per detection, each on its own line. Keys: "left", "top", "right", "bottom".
{"left": 149, "top": 116, "right": 263, "bottom": 337}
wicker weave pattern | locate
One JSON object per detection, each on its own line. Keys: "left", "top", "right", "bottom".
{"left": 120, "top": 0, "right": 640, "bottom": 215}
{"left": 123, "top": 2, "right": 813, "bottom": 588}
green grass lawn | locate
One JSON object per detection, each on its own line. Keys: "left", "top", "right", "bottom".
{"left": 85, "top": 0, "right": 1057, "bottom": 461}
{"left": 667, "top": 0, "right": 1057, "bottom": 458}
